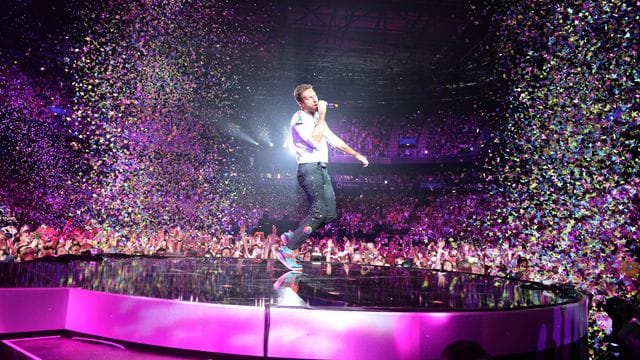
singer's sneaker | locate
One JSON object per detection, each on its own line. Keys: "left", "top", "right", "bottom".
{"left": 276, "top": 232, "right": 302, "bottom": 271}
{"left": 280, "top": 230, "right": 302, "bottom": 261}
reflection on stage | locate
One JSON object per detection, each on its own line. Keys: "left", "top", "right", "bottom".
{"left": 0, "top": 255, "right": 581, "bottom": 311}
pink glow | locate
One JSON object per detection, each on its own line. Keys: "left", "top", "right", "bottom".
{"left": 0, "top": 287, "right": 589, "bottom": 359}
{"left": 65, "top": 289, "right": 265, "bottom": 356}
{"left": 2, "top": 337, "right": 52, "bottom": 360}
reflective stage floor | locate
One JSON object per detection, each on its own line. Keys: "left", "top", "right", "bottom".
{"left": 0, "top": 255, "right": 589, "bottom": 359}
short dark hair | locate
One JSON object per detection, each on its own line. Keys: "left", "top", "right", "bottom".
{"left": 293, "top": 84, "right": 313, "bottom": 103}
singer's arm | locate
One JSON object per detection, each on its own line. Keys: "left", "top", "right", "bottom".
{"left": 326, "top": 126, "right": 369, "bottom": 167}
{"left": 334, "top": 140, "right": 369, "bottom": 167}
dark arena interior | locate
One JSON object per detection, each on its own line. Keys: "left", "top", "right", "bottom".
{"left": 0, "top": 0, "right": 638, "bottom": 359}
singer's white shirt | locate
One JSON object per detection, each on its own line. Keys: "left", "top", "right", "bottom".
{"left": 290, "top": 110, "right": 341, "bottom": 164}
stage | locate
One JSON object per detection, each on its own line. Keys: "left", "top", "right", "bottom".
{"left": 0, "top": 255, "right": 589, "bottom": 359}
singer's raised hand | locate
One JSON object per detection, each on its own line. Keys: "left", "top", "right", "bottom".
{"left": 317, "top": 100, "right": 328, "bottom": 116}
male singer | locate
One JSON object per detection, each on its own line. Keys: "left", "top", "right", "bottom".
{"left": 275, "top": 84, "right": 369, "bottom": 271}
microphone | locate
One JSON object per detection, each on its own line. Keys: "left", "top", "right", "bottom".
{"left": 327, "top": 103, "right": 339, "bottom": 109}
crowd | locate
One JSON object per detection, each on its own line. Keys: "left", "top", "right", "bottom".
{"left": 329, "top": 115, "right": 391, "bottom": 158}
{"left": 397, "top": 111, "right": 490, "bottom": 158}
{"left": 320, "top": 111, "right": 491, "bottom": 160}
{"left": 0, "top": 207, "right": 543, "bottom": 280}
{"left": 257, "top": 165, "right": 483, "bottom": 190}
{"left": 416, "top": 112, "right": 489, "bottom": 158}
{"left": 2, "top": 198, "right": 637, "bottom": 317}
{"left": 2, "top": 185, "right": 637, "bottom": 303}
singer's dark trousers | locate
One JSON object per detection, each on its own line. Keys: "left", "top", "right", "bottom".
{"left": 286, "top": 162, "right": 337, "bottom": 250}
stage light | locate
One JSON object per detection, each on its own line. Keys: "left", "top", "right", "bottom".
{"left": 223, "top": 121, "right": 258, "bottom": 145}
{"left": 282, "top": 132, "right": 296, "bottom": 156}
{"left": 282, "top": 127, "right": 291, "bottom": 148}
{"left": 256, "top": 125, "right": 273, "bottom": 148}
{"left": 286, "top": 142, "right": 296, "bottom": 156}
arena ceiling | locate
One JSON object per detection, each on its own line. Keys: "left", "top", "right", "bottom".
{"left": 0, "top": 0, "right": 497, "bottom": 109}
{"left": 239, "top": 0, "right": 497, "bottom": 106}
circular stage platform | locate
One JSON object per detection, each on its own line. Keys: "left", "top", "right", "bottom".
{"left": 0, "top": 255, "right": 588, "bottom": 359}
